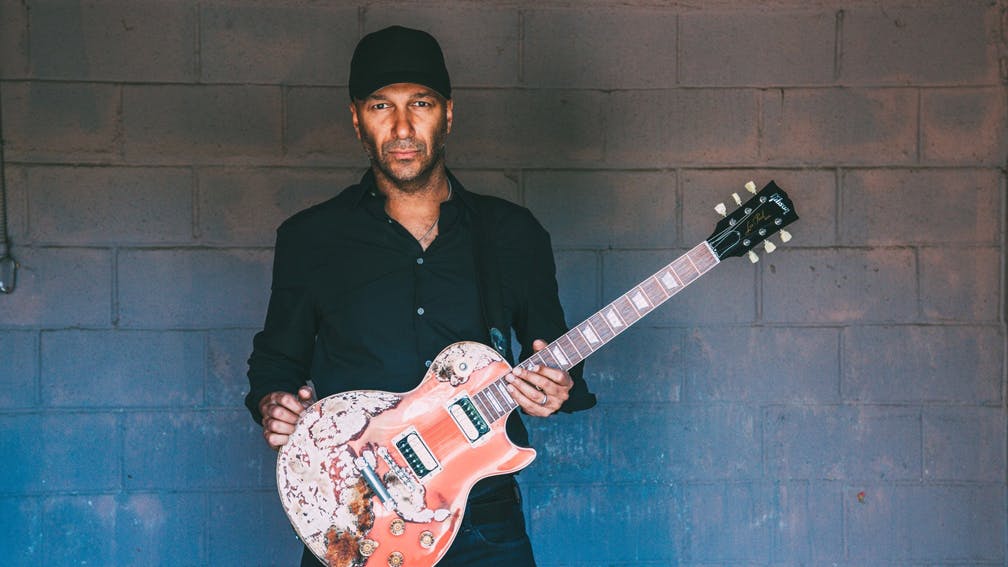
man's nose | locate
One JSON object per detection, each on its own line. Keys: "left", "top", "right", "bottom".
{"left": 392, "top": 108, "right": 413, "bottom": 139}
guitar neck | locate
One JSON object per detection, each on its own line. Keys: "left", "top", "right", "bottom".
{"left": 472, "top": 241, "right": 720, "bottom": 423}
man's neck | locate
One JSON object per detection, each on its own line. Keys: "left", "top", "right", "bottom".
{"left": 373, "top": 165, "right": 451, "bottom": 210}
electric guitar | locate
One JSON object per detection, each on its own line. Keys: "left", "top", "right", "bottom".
{"left": 277, "top": 181, "right": 799, "bottom": 567}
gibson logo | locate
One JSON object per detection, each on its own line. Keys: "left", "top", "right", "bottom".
{"left": 744, "top": 210, "right": 772, "bottom": 236}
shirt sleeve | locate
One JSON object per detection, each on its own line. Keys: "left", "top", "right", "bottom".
{"left": 244, "top": 223, "right": 318, "bottom": 422}
{"left": 507, "top": 209, "right": 597, "bottom": 413}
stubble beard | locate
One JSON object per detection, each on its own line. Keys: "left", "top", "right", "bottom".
{"left": 362, "top": 123, "right": 449, "bottom": 194}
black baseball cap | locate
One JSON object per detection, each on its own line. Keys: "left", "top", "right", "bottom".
{"left": 348, "top": 26, "right": 451, "bottom": 100}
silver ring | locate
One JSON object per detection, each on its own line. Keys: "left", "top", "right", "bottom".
{"left": 539, "top": 392, "right": 548, "bottom": 406}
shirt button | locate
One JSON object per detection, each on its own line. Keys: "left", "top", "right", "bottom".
{"left": 425, "top": 360, "right": 432, "bottom": 368}
{"left": 416, "top": 257, "right": 424, "bottom": 265}
{"left": 416, "top": 307, "right": 425, "bottom": 315}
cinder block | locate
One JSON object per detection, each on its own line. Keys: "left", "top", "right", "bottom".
{"left": 3, "top": 165, "right": 27, "bottom": 241}
{"left": 1, "top": 82, "right": 120, "bottom": 162}
{"left": 451, "top": 170, "right": 520, "bottom": 205}
{"left": 841, "top": 169, "right": 1000, "bottom": 245}
{"left": 681, "top": 169, "right": 836, "bottom": 248}
{"left": 605, "top": 89, "right": 759, "bottom": 167}
{"left": 0, "top": 497, "right": 41, "bottom": 564}
{"left": 0, "top": 413, "right": 121, "bottom": 492}
{"left": 603, "top": 249, "right": 758, "bottom": 325}
{"left": 528, "top": 483, "right": 683, "bottom": 563}
{"left": 553, "top": 250, "right": 599, "bottom": 326}
{"left": 521, "top": 407, "right": 608, "bottom": 484}
{"left": 42, "top": 495, "right": 116, "bottom": 565}
{"left": 919, "top": 246, "right": 1000, "bottom": 322}
{"left": 116, "top": 493, "right": 205, "bottom": 565}
{"left": 197, "top": 167, "right": 360, "bottom": 246}
{"left": 285, "top": 87, "right": 368, "bottom": 164}
{"left": 609, "top": 404, "right": 760, "bottom": 481}
{"left": 846, "top": 484, "right": 1004, "bottom": 562}
{"left": 123, "top": 85, "right": 282, "bottom": 164}
{"left": 773, "top": 481, "right": 845, "bottom": 563}
{"left": 680, "top": 11, "right": 835, "bottom": 86}
{"left": 762, "top": 248, "right": 917, "bottom": 323}
{"left": 29, "top": 0, "right": 196, "bottom": 82}
{"left": 922, "top": 87, "right": 1008, "bottom": 165}
{"left": 923, "top": 407, "right": 1006, "bottom": 482}
{"left": 448, "top": 89, "right": 605, "bottom": 168}
{"left": 525, "top": 171, "right": 678, "bottom": 249}
{"left": 206, "top": 328, "right": 258, "bottom": 408}
{"left": 41, "top": 330, "right": 204, "bottom": 408}
{"left": 117, "top": 248, "right": 272, "bottom": 328}
{"left": 762, "top": 88, "right": 917, "bottom": 165}
{"left": 764, "top": 405, "right": 921, "bottom": 480}
{"left": 587, "top": 327, "right": 684, "bottom": 404}
{"left": 0, "top": 0, "right": 29, "bottom": 78}
{"left": 843, "top": 325, "right": 1002, "bottom": 404}
{"left": 840, "top": 4, "right": 999, "bottom": 85}
{"left": 124, "top": 409, "right": 275, "bottom": 490}
{"left": 0, "top": 330, "right": 37, "bottom": 408}
{"left": 687, "top": 481, "right": 844, "bottom": 563}
{"left": 208, "top": 490, "right": 303, "bottom": 565}
{"left": 26, "top": 166, "right": 193, "bottom": 245}
{"left": 200, "top": 3, "right": 358, "bottom": 84}
{"left": 685, "top": 326, "right": 840, "bottom": 403}
{"left": 0, "top": 247, "right": 112, "bottom": 327}
{"left": 523, "top": 8, "right": 677, "bottom": 89}
{"left": 366, "top": 5, "right": 520, "bottom": 87}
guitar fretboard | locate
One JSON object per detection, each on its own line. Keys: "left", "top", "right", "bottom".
{"left": 470, "top": 241, "right": 720, "bottom": 423}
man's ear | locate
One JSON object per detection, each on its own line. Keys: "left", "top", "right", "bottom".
{"left": 445, "top": 98, "right": 453, "bottom": 135}
{"left": 350, "top": 101, "right": 362, "bottom": 141}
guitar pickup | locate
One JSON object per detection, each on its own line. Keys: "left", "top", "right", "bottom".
{"left": 394, "top": 429, "right": 440, "bottom": 479}
{"left": 448, "top": 396, "right": 489, "bottom": 444}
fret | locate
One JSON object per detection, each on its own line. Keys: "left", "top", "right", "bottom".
{"left": 688, "top": 243, "right": 719, "bottom": 273}
{"left": 493, "top": 381, "right": 517, "bottom": 411}
{"left": 628, "top": 286, "right": 654, "bottom": 315}
{"left": 671, "top": 256, "right": 700, "bottom": 285}
{"left": 640, "top": 276, "right": 669, "bottom": 304}
{"left": 579, "top": 321, "right": 602, "bottom": 347}
{"left": 589, "top": 313, "right": 616, "bottom": 342}
{"left": 484, "top": 386, "right": 504, "bottom": 415}
{"left": 568, "top": 327, "right": 594, "bottom": 359}
{"left": 658, "top": 266, "right": 683, "bottom": 292}
{"left": 613, "top": 297, "right": 640, "bottom": 325}
{"left": 555, "top": 335, "right": 580, "bottom": 368}
{"left": 537, "top": 347, "right": 561, "bottom": 369}
{"left": 473, "top": 391, "right": 496, "bottom": 421}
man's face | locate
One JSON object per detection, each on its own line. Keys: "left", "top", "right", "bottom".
{"left": 350, "top": 83, "right": 453, "bottom": 190}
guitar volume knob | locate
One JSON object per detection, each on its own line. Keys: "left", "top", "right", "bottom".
{"left": 388, "top": 551, "right": 404, "bottom": 566}
{"left": 389, "top": 519, "right": 405, "bottom": 536}
{"left": 419, "top": 530, "right": 435, "bottom": 549}
{"left": 359, "top": 539, "right": 378, "bottom": 557}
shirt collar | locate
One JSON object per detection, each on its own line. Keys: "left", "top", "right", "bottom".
{"left": 350, "top": 168, "right": 477, "bottom": 214}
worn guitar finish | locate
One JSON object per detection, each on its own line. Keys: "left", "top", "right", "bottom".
{"left": 277, "top": 181, "right": 799, "bottom": 566}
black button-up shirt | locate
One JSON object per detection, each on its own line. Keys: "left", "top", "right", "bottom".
{"left": 246, "top": 170, "right": 596, "bottom": 446}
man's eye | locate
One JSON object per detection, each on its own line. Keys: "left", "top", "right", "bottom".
{"left": 413, "top": 101, "right": 431, "bottom": 107}
{"left": 371, "top": 103, "right": 390, "bottom": 110}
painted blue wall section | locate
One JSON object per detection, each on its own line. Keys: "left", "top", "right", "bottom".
{"left": 1, "top": 1, "right": 1005, "bottom": 565}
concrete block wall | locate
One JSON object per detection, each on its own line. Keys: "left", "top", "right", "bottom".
{"left": 1, "top": 1, "right": 1004, "bottom": 565}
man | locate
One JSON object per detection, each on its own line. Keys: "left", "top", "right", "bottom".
{"left": 246, "top": 25, "right": 595, "bottom": 566}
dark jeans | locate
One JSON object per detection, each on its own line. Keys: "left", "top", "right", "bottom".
{"left": 300, "top": 476, "right": 536, "bottom": 567}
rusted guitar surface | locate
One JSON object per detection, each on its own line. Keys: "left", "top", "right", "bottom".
{"left": 276, "top": 181, "right": 798, "bottom": 567}
{"left": 277, "top": 342, "right": 534, "bottom": 567}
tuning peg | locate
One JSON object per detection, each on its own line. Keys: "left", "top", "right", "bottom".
{"left": 715, "top": 202, "right": 727, "bottom": 217}
{"left": 779, "top": 229, "right": 792, "bottom": 243}
{"left": 732, "top": 192, "right": 742, "bottom": 205}
{"left": 764, "top": 240, "right": 776, "bottom": 253}
{"left": 748, "top": 250, "right": 759, "bottom": 263}
{"left": 745, "top": 181, "right": 757, "bottom": 194}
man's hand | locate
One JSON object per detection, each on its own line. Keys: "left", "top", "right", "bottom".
{"left": 504, "top": 339, "right": 573, "bottom": 417}
{"left": 258, "top": 385, "right": 315, "bottom": 450}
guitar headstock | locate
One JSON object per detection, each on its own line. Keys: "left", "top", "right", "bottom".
{"left": 706, "top": 180, "right": 798, "bottom": 262}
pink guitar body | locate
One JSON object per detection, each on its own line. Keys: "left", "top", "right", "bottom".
{"left": 277, "top": 342, "right": 535, "bottom": 567}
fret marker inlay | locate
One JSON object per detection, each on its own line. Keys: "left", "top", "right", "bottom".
{"left": 631, "top": 291, "right": 650, "bottom": 310}
{"left": 605, "top": 309, "right": 624, "bottom": 329}
{"left": 660, "top": 271, "right": 680, "bottom": 290}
